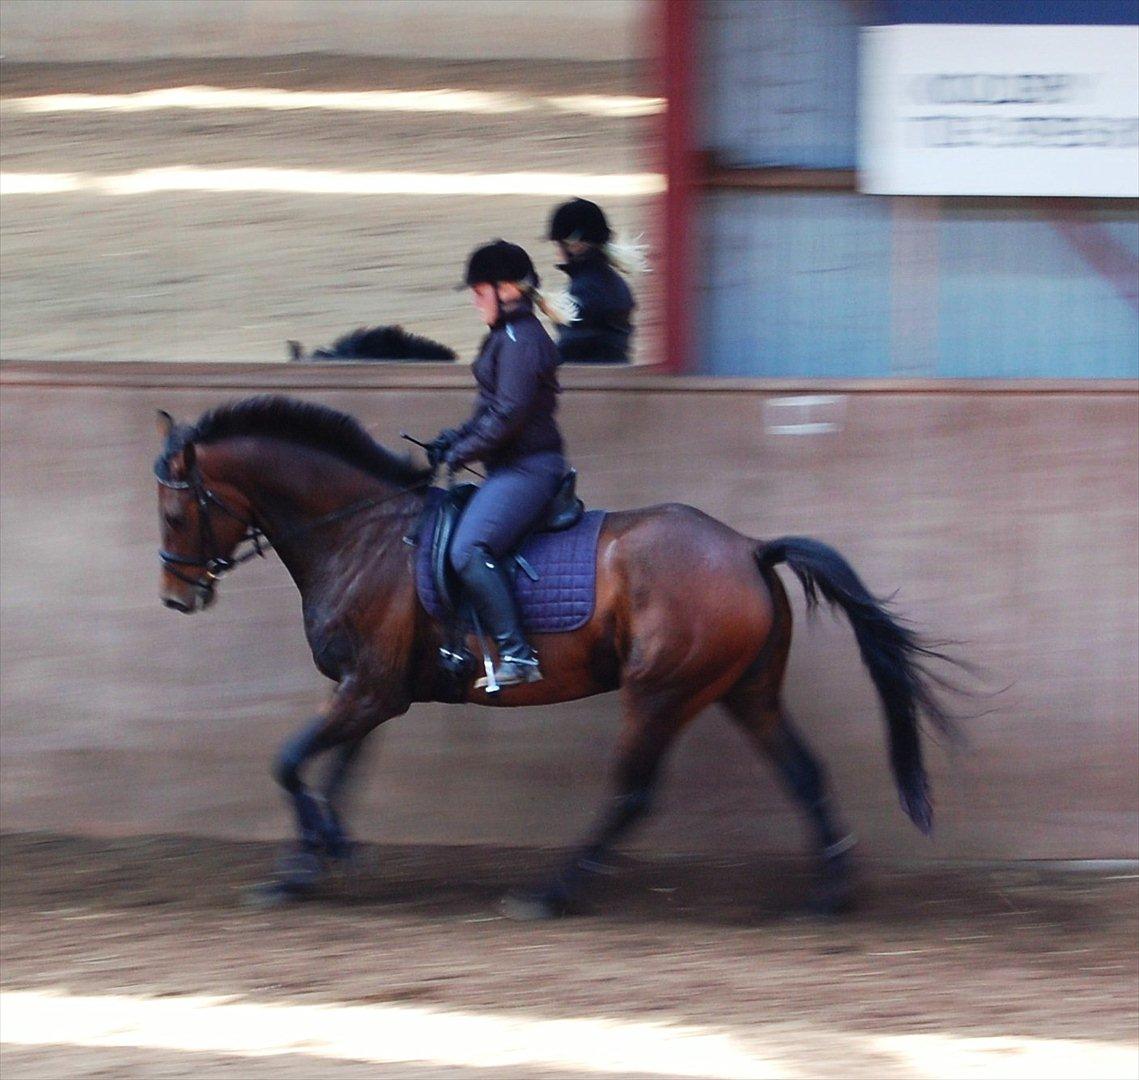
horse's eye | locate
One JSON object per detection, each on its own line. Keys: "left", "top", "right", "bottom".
{"left": 164, "top": 511, "right": 185, "bottom": 529}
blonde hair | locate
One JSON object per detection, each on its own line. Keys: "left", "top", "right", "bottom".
{"left": 602, "top": 234, "right": 651, "bottom": 276}
{"left": 519, "top": 283, "right": 579, "bottom": 326}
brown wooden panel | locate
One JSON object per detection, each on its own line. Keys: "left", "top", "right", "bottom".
{"left": 2, "top": 368, "right": 1136, "bottom": 859}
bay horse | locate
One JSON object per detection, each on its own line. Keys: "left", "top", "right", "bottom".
{"left": 155, "top": 395, "right": 959, "bottom": 917}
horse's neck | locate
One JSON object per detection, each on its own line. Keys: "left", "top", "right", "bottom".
{"left": 207, "top": 439, "right": 413, "bottom": 589}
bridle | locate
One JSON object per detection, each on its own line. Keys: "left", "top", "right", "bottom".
{"left": 155, "top": 466, "right": 268, "bottom": 594}
{"left": 156, "top": 459, "right": 432, "bottom": 596}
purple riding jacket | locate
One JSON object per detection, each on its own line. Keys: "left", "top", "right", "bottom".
{"left": 446, "top": 298, "right": 565, "bottom": 472}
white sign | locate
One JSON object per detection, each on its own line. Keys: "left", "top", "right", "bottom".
{"left": 860, "top": 24, "right": 1139, "bottom": 197}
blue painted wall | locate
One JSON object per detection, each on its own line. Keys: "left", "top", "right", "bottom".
{"left": 937, "top": 202, "right": 1138, "bottom": 377}
{"left": 697, "top": 193, "right": 1139, "bottom": 378}
{"left": 698, "top": 193, "right": 892, "bottom": 377}
{"left": 696, "top": 2, "right": 1139, "bottom": 378}
{"left": 701, "top": 0, "right": 860, "bottom": 170}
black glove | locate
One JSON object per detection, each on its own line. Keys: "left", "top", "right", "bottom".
{"left": 425, "top": 429, "right": 459, "bottom": 470}
{"left": 443, "top": 443, "right": 466, "bottom": 473}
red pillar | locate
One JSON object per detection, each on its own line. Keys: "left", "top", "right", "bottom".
{"left": 659, "top": 0, "right": 698, "bottom": 373}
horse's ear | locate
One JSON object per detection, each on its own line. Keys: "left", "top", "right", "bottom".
{"left": 156, "top": 410, "right": 175, "bottom": 440}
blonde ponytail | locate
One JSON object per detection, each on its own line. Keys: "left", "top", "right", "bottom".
{"left": 522, "top": 283, "right": 579, "bottom": 326}
{"left": 602, "top": 234, "right": 651, "bottom": 276}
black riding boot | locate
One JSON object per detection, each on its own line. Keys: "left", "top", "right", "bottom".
{"left": 458, "top": 544, "right": 542, "bottom": 690}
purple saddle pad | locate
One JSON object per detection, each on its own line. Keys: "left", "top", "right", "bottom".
{"left": 416, "top": 504, "right": 607, "bottom": 634}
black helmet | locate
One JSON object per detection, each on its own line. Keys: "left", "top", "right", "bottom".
{"left": 463, "top": 239, "right": 539, "bottom": 288}
{"left": 548, "top": 198, "right": 611, "bottom": 245}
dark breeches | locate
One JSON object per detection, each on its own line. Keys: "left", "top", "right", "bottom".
{"left": 449, "top": 452, "right": 565, "bottom": 572}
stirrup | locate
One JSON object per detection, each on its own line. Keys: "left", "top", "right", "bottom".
{"left": 475, "top": 655, "right": 543, "bottom": 692}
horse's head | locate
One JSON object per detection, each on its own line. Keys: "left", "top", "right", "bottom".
{"left": 154, "top": 410, "right": 259, "bottom": 614}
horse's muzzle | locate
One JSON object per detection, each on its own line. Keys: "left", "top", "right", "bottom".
{"left": 161, "top": 583, "right": 215, "bottom": 613}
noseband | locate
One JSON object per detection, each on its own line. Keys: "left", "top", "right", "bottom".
{"left": 155, "top": 466, "right": 267, "bottom": 595}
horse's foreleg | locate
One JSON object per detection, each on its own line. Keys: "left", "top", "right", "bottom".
{"left": 722, "top": 687, "right": 855, "bottom": 914}
{"left": 265, "top": 688, "right": 398, "bottom": 901}
{"left": 316, "top": 736, "right": 370, "bottom": 859}
{"left": 268, "top": 714, "right": 343, "bottom": 896}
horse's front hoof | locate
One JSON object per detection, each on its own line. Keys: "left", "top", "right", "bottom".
{"left": 243, "top": 878, "right": 316, "bottom": 908}
{"left": 501, "top": 890, "right": 574, "bottom": 921}
{"left": 244, "top": 849, "right": 327, "bottom": 907}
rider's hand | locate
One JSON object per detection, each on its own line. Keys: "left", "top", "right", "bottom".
{"left": 426, "top": 429, "right": 459, "bottom": 469}
{"left": 443, "top": 444, "right": 466, "bottom": 472}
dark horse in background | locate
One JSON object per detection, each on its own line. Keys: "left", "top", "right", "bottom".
{"left": 155, "top": 396, "right": 961, "bottom": 917}
{"left": 288, "top": 325, "right": 457, "bottom": 362}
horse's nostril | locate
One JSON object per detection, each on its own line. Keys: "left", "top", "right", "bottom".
{"left": 163, "top": 597, "right": 193, "bottom": 613}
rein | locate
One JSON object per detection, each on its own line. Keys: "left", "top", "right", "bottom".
{"left": 156, "top": 465, "right": 431, "bottom": 592}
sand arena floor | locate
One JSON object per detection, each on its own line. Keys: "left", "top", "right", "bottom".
{"left": 0, "top": 55, "right": 659, "bottom": 364}
{"left": 1, "top": 833, "right": 1137, "bottom": 1079}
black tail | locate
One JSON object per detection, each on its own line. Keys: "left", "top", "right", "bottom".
{"left": 758, "top": 536, "right": 960, "bottom": 834}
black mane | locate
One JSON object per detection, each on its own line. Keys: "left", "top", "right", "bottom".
{"left": 165, "top": 395, "right": 431, "bottom": 487}
{"left": 290, "top": 325, "right": 457, "bottom": 362}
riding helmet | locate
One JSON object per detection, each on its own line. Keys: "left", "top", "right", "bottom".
{"left": 548, "top": 198, "right": 611, "bottom": 245}
{"left": 463, "top": 239, "right": 539, "bottom": 288}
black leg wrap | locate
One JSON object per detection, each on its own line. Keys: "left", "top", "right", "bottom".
{"left": 537, "top": 785, "right": 656, "bottom": 915}
{"left": 317, "top": 741, "right": 365, "bottom": 860}
{"left": 771, "top": 727, "right": 845, "bottom": 852}
{"left": 274, "top": 718, "right": 329, "bottom": 792}
{"left": 764, "top": 722, "right": 855, "bottom": 913}
{"left": 808, "top": 835, "right": 856, "bottom": 916}
{"left": 503, "top": 784, "right": 657, "bottom": 921}
{"left": 273, "top": 718, "right": 337, "bottom": 858}
{"left": 593, "top": 786, "right": 654, "bottom": 851}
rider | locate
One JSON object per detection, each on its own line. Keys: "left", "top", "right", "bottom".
{"left": 426, "top": 240, "right": 571, "bottom": 689}
{"left": 547, "top": 197, "right": 643, "bottom": 364}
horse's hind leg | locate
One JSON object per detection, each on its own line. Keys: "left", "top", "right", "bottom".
{"left": 506, "top": 689, "right": 687, "bottom": 920}
{"left": 721, "top": 682, "right": 856, "bottom": 914}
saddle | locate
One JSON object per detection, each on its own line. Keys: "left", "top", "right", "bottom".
{"left": 410, "top": 470, "right": 585, "bottom": 696}
{"left": 427, "top": 469, "right": 584, "bottom": 619}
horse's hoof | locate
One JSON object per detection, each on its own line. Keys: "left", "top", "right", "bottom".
{"left": 244, "top": 850, "right": 326, "bottom": 907}
{"left": 324, "top": 838, "right": 354, "bottom": 862}
{"left": 807, "top": 838, "right": 856, "bottom": 916}
{"left": 806, "top": 882, "right": 856, "bottom": 917}
{"left": 326, "top": 853, "right": 362, "bottom": 897}
{"left": 501, "top": 891, "right": 573, "bottom": 921}
{"left": 243, "top": 879, "right": 315, "bottom": 908}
